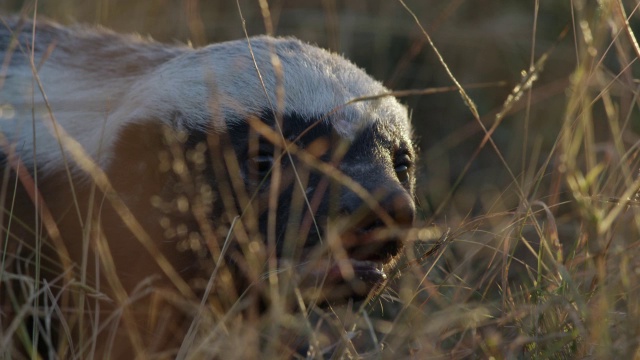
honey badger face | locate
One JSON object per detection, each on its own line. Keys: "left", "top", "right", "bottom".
{"left": 1, "top": 19, "right": 415, "bottom": 302}
{"left": 222, "top": 111, "right": 415, "bottom": 300}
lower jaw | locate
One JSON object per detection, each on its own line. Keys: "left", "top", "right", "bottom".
{"left": 299, "top": 259, "right": 388, "bottom": 303}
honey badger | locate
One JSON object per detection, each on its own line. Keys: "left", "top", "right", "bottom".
{"left": 0, "top": 16, "right": 416, "bottom": 355}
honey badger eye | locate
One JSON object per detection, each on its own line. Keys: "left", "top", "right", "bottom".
{"left": 249, "top": 152, "right": 274, "bottom": 177}
{"left": 248, "top": 142, "right": 275, "bottom": 178}
{"left": 394, "top": 153, "right": 412, "bottom": 183}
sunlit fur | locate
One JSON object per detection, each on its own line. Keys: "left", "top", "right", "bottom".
{"left": 0, "top": 18, "right": 411, "bottom": 174}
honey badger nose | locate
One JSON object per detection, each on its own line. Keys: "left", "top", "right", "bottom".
{"left": 340, "top": 183, "right": 415, "bottom": 261}
{"left": 382, "top": 189, "right": 415, "bottom": 226}
{"left": 342, "top": 186, "right": 415, "bottom": 228}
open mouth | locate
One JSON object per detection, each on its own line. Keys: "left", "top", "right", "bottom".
{"left": 300, "top": 258, "right": 389, "bottom": 303}
{"left": 325, "top": 259, "right": 387, "bottom": 285}
{"left": 290, "top": 227, "right": 405, "bottom": 303}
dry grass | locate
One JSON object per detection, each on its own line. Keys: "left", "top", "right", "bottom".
{"left": 2, "top": 0, "right": 640, "bottom": 358}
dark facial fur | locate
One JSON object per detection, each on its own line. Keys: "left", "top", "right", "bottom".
{"left": 165, "top": 110, "right": 417, "bottom": 302}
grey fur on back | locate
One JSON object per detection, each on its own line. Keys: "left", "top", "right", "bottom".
{"left": 0, "top": 17, "right": 410, "bottom": 174}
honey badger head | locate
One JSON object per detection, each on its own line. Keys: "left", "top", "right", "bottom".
{"left": 1, "top": 20, "right": 415, "bottom": 303}
{"left": 151, "top": 37, "right": 417, "bottom": 301}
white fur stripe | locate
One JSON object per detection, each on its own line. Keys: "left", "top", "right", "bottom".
{"left": 0, "top": 18, "right": 410, "bottom": 174}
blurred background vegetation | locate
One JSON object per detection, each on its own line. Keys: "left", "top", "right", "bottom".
{"left": 4, "top": 0, "right": 640, "bottom": 357}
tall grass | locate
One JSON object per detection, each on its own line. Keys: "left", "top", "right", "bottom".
{"left": 2, "top": 0, "right": 640, "bottom": 358}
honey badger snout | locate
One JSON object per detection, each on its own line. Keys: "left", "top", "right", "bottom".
{"left": 337, "top": 172, "right": 416, "bottom": 262}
